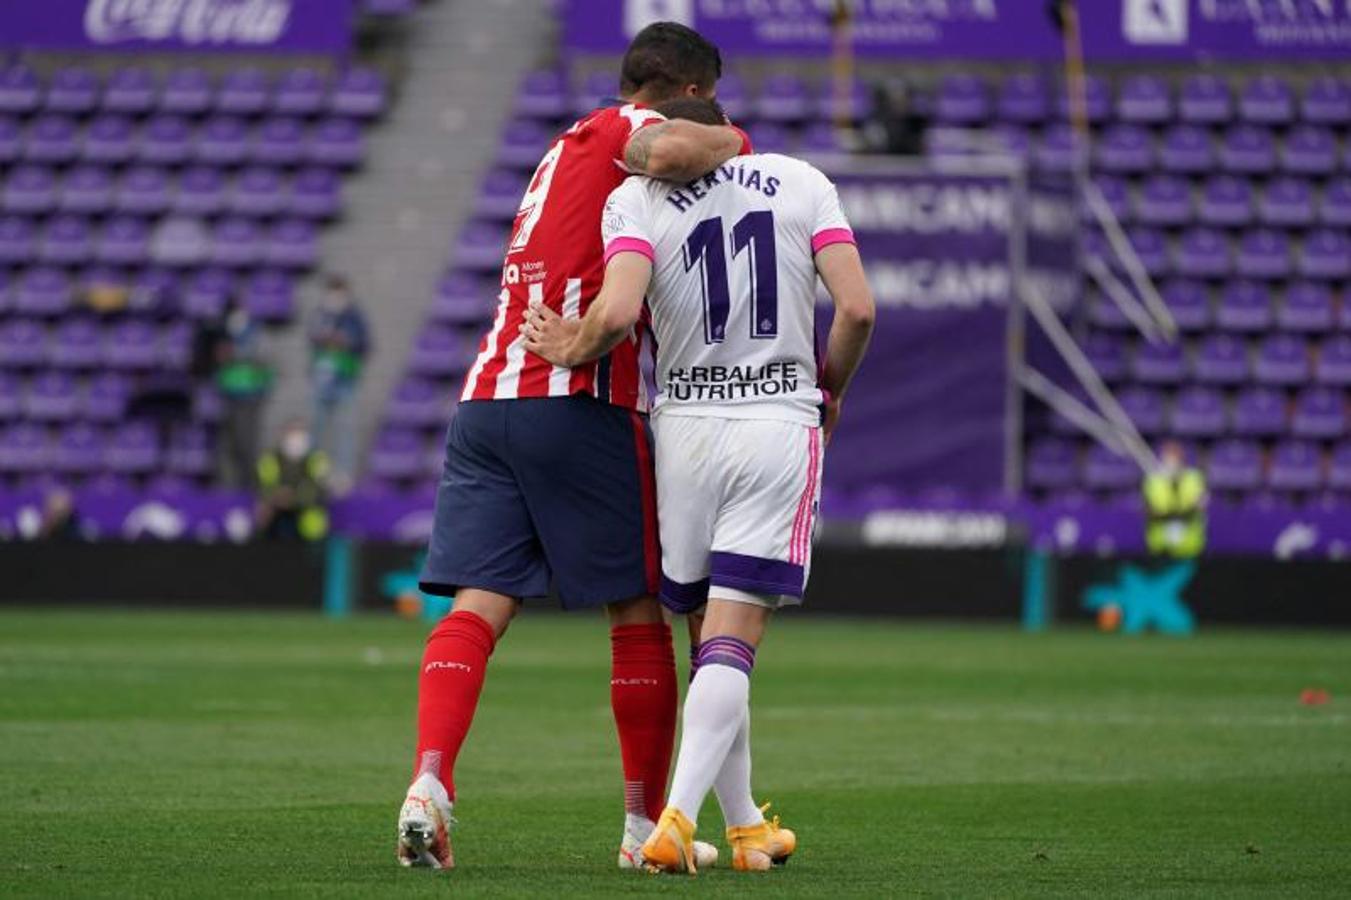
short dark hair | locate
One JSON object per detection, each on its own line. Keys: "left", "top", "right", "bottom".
{"left": 654, "top": 96, "right": 727, "bottom": 127}
{"left": 620, "top": 22, "right": 722, "bottom": 100}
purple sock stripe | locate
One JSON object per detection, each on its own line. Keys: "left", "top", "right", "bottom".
{"left": 697, "top": 636, "right": 756, "bottom": 674}
{"left": 699, "top": 651, "right": 754, "bottom": 675}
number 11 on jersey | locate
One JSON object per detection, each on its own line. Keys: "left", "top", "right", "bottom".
{"left": 683, "top": 211, "right": 779, "bottom": 345}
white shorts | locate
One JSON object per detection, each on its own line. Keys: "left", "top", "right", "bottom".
{"left": 653, "top": 414, "right": 823, "bottom": 613}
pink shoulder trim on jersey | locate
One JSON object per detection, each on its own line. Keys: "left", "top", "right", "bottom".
{"left": 604, "top": 237, "right": 655, "bottom": 265}
{"left": 811, "top": 228, "right": 856, "bottom": 254}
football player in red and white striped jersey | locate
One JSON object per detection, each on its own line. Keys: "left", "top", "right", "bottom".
{"left": 398, "top": 23, "right": 750, "bottom": 872}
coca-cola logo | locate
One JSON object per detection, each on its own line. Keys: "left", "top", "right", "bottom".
{"left": 84, "top": 0, "right": 292, "bottom": 46}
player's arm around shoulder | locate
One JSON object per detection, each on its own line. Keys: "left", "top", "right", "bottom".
{"left": 623, "top": 118, "right": 747, "bottom": 182}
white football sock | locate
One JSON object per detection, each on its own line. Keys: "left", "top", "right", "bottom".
{"left": 666, "top": 663, "right": 749, "bottom": 825}
{"left": 713, "top": 706, "right": 764, "bottom": 828}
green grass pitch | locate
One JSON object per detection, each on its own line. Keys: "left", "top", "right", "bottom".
{"left": 1, "top": 608, "right": 1348, "bottom": 898}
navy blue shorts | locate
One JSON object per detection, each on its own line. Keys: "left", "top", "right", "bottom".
{"left": 420, "top": 396, "right": 660, "bottom": 609}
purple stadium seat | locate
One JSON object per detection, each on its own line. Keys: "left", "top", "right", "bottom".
{"left": 573, "top": 71, "right": 617, "bottom": 117}
{"left": 0, "top": 423, "right": 51, "bottom": 475}
{"left": 14, "top": 267, "right": 72, "bottom": 317}
{"left": 1026, "top": 438, "right": 1078, "bottom": 490}
{"left": 1330, "top": 443, "right": 1351, "bottom": 492}
{"left": 252, "top": 117, "right": 307, "bottom": 166}
{"left": 1158, "top": 124, "right": 1214, "bottom": 174}
{"left": 243, "top": 270, "right": 295, "bottom": 322}
{"left": 230, "top": 167, "right": 286, "bottom": 218}
{"left": 39, "top": 215, "right": 94, "bottom": 266}
{"left": 46, "top": 66, "right": 101, "bottom": 112}
{"left": 1232, "top": 386, "right": 1288, "bottom": 437}
{"left": 997, "top": 74, "right": 1050, "bottom": 123}
{"left": 430, "top": 271, "right": 490, "bottom": 325}
{"left": 217, "top": 67, "right": 271, "bottom": 116}
{"left": 1215, "top": 280, "right": 1273, "bottom": 332}
{"left": 0, "top": 372, "right": 19, "bottom": 420}
{"left": 1268, "top": 441, "right": 1323, "bottom": 492}
{"left": 106, "top": 422, "right": 160, "bottom": 475}
{"left": 84, "top": 372, "right": 131, "bottom": 423}
{"left": 1208, "top": 439, "right": 1263, "bottom": 493}
{"left": 25, "top": 371, "right": 79, "bottom": 422}
{"left": 103, "top": 67, "right": 157, "bottom": 115}
{"left": 138, "top": 115, "right": 193, "bottom": 165}
{"left": 1087, "top": 290, "right": 1132, "bottom": 331}
{"left": 1318, "top": 335, "right": 1351, "bottom": 386}
{"left": 1084, "top": 444, "right": 1138, "bottom": 491}
{"left": 95, "top": 216, "right": 151, "bottom": 266}
{"left": 1254, "top": 334, "right": 1311, "bottom": 385}
{"left": 516, "top": 70, "right": 568, "bottom": 120}
{"left": 0, "top": 319, "right": 46, "bottom": 368}
{"left": 1118, "top": 385, "right": 1166, "bottom": 435}
{"left": 49, "top": 318, "right": 102, "bottom": 371}
{"left": 1178, "top": 73, "right": 1232, "bottom": 124}
{"left": 800, "top": 122, "right": 846, "bottom": 154}
{"left": 160, "top": 321, "right": 194, "bottom": 370}
{"left": 1056, "top": 73, "right": 1111, "bottom": 123}
{"left": 1219, "top": 125, "right": 1277, "bottom": 173}
{"left": 24, "top": 115, "right": 80, "bottom": 165}
{"left": 454, "top": 222, "right": 505, "bottom": 272}
{"left": 0, "top": 115, "right": 19, "bottom": 163}
{"left": 475, "top": 169, "right": 527, "bottom": 221}
{"left": 1300, "top": 230, "right": 1351, "bottom": 280}
{"left": 0, "top": 64, "right": 41, "bottom": 115}
{"left": 104, "top": 319, "right": 159, "bottom": 370}
{"left": 1302, "top": 76, "right": 1349, "bottom": 125}
{"left": 1258, "top": 177, "right": 1315, "bottom": 227}
{"left": 0, "top": 215, "right": 36, "bottom": 265}
{"left": 499, "top": 119, "right": 551, "bottom": 169}
{"left": 1239, "top": 75, "right": 1294, "bottom": 125}
{"left": 1085, "top": 332, "right": 1128, "bottom": 381}
{"left": 386, "top": 378, "right": 450, "bottom": 428}
{"left": 150, "top": 216, "right": 210, "bottom": 267}
{"left": 195, "top": 116, "right": 250, "bottom": 166}
{"left": 1116, "top": 74, "right": 1171, "bottom": 124}
{"left": 172, "top": 166, "right": 228, "bottom": 216}
{"left": 52, "top": 424, "right": 102, "bottom": 475}
{"left": 1134, "top": 174, "right": 1191, "bottom": 227}
{"left": 1292, "top": 387, "right": 1346, "bottom": 440}
{"left": 166, "top": 425, "right": 212, "bottom": 477}
{"left": 367, "top": 428, "right": 425, "bottom": 480}
{"left": 289, "top": 167, "right": 342, "bottom": 219}
{"left": 1174, "top": 227, "right": 1231, "bottom": 278}
{"left": 1282, "top": 125, "right": 1337, "bottom": 175}
{"left": 1170, "top": 385, "right": 1226, "bottom": 438}
{"left": 814, "top": 77, "right": 873, "bottom": 122}
{"left": 182, "top": 268, "right": 234, "bottom": 321}
{"left": 1279, "top": 282, "right": 1333, "bottom": 332}
{"left": 1193, "top": 333, "right": 1249, "bottom": 385}
{"left": 1320, "top": 178, "right": 1351, "bottom": 227}
{"left": 210, "top": 217, "right": 262, "bottom": 267}
{"left": 115, "top": 166, "right": 172, "bottom": 216}
{"left": 1091, "top": 176, "right": 1131, "bottom": 223}
{"left": 988, "top": 125, "right": 1031, "bottom": 162}
{"left": 715, "top": 73, "right": 750, "bottom": 122}
{"left": 308, "top": 118, "right": 365, "bottom": 168}
{"left": 3, "top": 165, "right": 57, "bottom": 214}
{"left": 747, "top": 122, "right": 791, "bottom": 155}
{"left": 193, "top": 385, "right": 223, "bottom": 424}
{"left": 273, "top": 67, "right": 327, "bottom": 117}
{"left": 1095, "top": 123, "right": 1154, "bottom": 173}
{"left": 408, "top": 326, "right": 473, "bottom": 378}
{"left": 1123, "top": 227, "right": 1169, "bottom": 277}
{"left": 264, "top": 219, "right": 318, "bottom": 268}
{"left": 1197, "top": 175, "right": 1253, "bottom": 227}
{"left": 161, "top": 68, "right": 213, "bottom": 115}
{"left": 82, "top": 114, "right": 136, "bottom": 164}
{"left": 1160, "top": 279, "right": 1210, "bottom": 332}
{"left": 1132, "top": 339, "right": 1186, "bottom": 385}
{"left": 1238, "top": 229, "right": 1293, "bottom": 279}
{"left": 330, "top": 68, "right": 387, "bottom": 119}
{"left": 757, "top": 74, "right": 814, "bottom": 124}
{"left": 60, "top": 165, "right": 115, "bottom": 215}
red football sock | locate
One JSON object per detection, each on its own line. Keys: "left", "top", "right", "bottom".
{"left": 610, "top": 622, "right": 677, "bottom": 823}
{"left": 413, "top": 609, "right": 498, "bottom": 801}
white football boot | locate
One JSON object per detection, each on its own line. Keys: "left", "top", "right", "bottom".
{"left": 397, "top": 772, "right": 455, "bottom": 869}
{"left": 618, "top": 813, "right": 717, "bottom": 870}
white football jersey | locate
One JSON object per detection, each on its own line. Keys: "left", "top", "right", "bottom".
{"left": 601, "top": 153, "right": 855, "bottom": 426}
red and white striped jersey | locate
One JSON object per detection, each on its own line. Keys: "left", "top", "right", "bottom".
{"left": 460, "top": 104, "right": 667, "bottom": 410}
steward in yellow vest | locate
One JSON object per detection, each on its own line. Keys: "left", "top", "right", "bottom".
{"left": 1143, "top": 443, "right": 1206, "bottom": 559}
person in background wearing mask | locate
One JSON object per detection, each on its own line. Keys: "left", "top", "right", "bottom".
{"left": 215, "top": 299, "right": 272, "bottom": 489}
{"left": 308, "top": 275, "right": 370, "bottom": 491}
{"left": 256, "top": 419, "right": 331, "bottom": 542}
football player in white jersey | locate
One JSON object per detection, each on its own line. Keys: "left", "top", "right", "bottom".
{"left": 523, "top": 97, "right": 874, "bottom": 874}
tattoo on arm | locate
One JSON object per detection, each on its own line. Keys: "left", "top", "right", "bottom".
{"left": 623, "top": 122, "right": 669, "bottom": 172}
